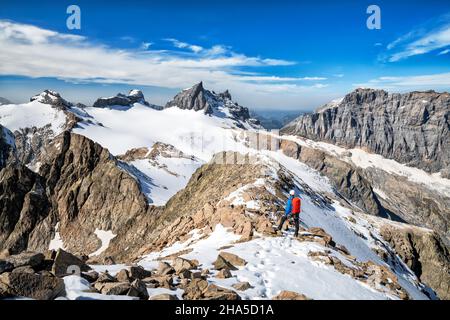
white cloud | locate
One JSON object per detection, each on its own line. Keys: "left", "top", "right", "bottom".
{"left": 385, "top": 15, "right": 450, "bottom": 62}
{"left": 164, "top": 38, "right": 204, "bottom": 53}
{"left": 0, "top": 20, "right": 329, "bottom": 108}
{"left": 438, "top": 48, "right": 450, "bottom": 55}
{"left": 354, "top": 72, "right": 450, "bottom": 89}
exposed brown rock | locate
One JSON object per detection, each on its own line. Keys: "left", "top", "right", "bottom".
{"left": 172, "top": 257, "right": 197, "bottom": 273}
{"left": 0, "top": 272, "right": 65, "bottom": 300}
{"left": 157, "top": 262, "right": 175, "bottom": 276}
{"left": 127, "top": 279, "right": 149, "bottom": 300}
{"left": 273, "top": 290, "right": 311, "bottom": 300}
{"left": 232, "top": 281, "right": 252, "bottom": 291}
{"left": 149, "top": 293, "right": 179, "bottom": 300}
{"left": 52, "top": 249, "right": 90, "bottom": 277}
{"left": 129, "top": 265, "right": 153, "bottom": 280}
{"left": 116, "top": 269, "right": 131, "bottom": 283}
{"left": 213, "top": 255, "right": 238, "bottom": 271}
{"left": 216, "top": 268, "right": 232, "bottom": 279}
{"left": 218, "top": 252, "right": 247, "bottom": 267}
{"left": 97, "top": 282, "right": 131, "bottom": 295}
{"left": 380, "top": 225, "right": 450, "bottom": 300}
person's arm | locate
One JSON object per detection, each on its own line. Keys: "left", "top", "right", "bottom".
{"left": 285, "top": 197, "right": 292, "bottom": 215}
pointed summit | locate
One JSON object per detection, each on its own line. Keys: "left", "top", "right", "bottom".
{"left": 165, "top": 82, "right": 260, "bottom": 128}
{"left": 165, "top": 81, "right": 211, "bottom": 113}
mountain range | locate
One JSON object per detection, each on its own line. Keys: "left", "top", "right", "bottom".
{"left": 0, "top": 83, "right": 448, "bottom": 300}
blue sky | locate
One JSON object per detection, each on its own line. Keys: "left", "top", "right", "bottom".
{"left": 0, "top": 0, "right": 449, "bottom": 110}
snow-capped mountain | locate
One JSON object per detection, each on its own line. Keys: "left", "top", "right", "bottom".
{"left": 0, "top": 86, "right": 449, "bottom": 301}
{"left": 93, "top": 90, "right": 161, "bottom": 110}
{"left": 165, "top": 82, "right": 261, "bottom": 129}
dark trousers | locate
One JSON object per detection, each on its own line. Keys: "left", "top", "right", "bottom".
{"left": 278, "top": 214, "right": 299, "bottom": 237}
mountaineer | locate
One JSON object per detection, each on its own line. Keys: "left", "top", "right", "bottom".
{"left": 278, "top": 190, "right": 301, "bottom": 237}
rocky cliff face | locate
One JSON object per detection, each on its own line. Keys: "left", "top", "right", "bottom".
{"left": 165, "top": 82, "right": 260, "bottom": 128}
{"left": 0, "top": 165, "right": 51, "bottom": 254}
{"left": 0, "top": 131, "right": 152, "bottom": 256}
{"left": 93, "top": 89, "right": 161, "bottom": 109}
{"left": 380, "top": 224, "right": 450, "bottom": 300}
{"left": 0, "top": 125, "right": 15, "bottom": 169}
{"left": 282, "top": 89, "right": 450, "bottom": 177}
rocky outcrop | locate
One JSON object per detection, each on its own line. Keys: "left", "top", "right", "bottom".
{"left": 362, "top": 166, "right": 450, "bottom": 239}
{"left": 0, "top": 272, "right": 65, "bottom": 300}
{"left": 0, "top": 131, "right": 153, "bottom": 256}
{"left": 380, "top": 225, "right": 450, "bottom": 300}
{"left": 0, "top": 165, "right": 51, "bottom": 254}
{"left": 0, "top": 125, "right": 15, "bottom": 169}
{"left": 165, "top": 82, "right": 260, "bottom": 128}
{"left": 92, "top": 89, "right": 160, "bottom": 109}
{"left": 30, "top": 90, "right": 71, "bottom": 109}
{"left": 37, "top": 132, "right": 151, "bottom": 254}
{"left": 282, "top": 89, "right": 450, "bottom": 177}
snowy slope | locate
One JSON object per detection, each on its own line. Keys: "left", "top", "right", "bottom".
{"left": 72, "top": 102, "right": 254, "bottom": 205}
{"left": 0, "top": 100, "right": 67, "bottom": 134}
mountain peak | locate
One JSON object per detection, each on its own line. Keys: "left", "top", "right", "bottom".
{"left": 165, "top": 82, "right": 260, "bottom": 128}
{"left": 30, "top": 90, "right": 71, "bottom": 108}
{"left": 93, "top": 89, "right": 159, "bottom": 109}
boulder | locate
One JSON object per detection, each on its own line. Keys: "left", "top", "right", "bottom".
{"left": 81, "top": 270, "right": 99, "bottom": 283}
{"left": 232, "top": 281, "right": 252, "bottom": 291}
{"left": 97, "top": 282, "right": 131, "bottom": 295}
{"left": 150, "top": 293, "right": 179, "bottom": 300}
{"left": 6, "top": 252, "right": 45, "bottom": 269}
{"left": 96, "top": 272, "right": 116, "bottom": 283}
{"left": 172, "top": 257, "right": 197, "bottom": 273}
{"left": 178, "top": 269, "right": 192, "bottom": 279}
{"left": 216, "top": 268, "right": 232, "bottom": 279}
{"left": 213, "top": 255, "right": 237, "bottom": 271}
{"left": 129, "top": 265, "right": 153, "bottom": 280}
{"left": 150, "top": 275, "right": 173, "bottom": 289}
{"left": 127, "top": 279, "right": 149, "bottom": 300}
{"left": 218, "top": 252, "right": 247, "bottom": 267}
{"left": 182, "top": 279, "right": 209, "bottom": 300}
{"left": 273, "top": 290, "right": 311, "bottom": 300}
{"left": 156, "top": 262, "right": 175, "bottom": 276}
{"left": 202, "top": 284, "right": 241, "bottom": 300}
{"left": 52, "top": 249, "right": 90, "bottom": 277}
{"left": 116, "top": 269, "right": 131, "bottom": 283}
{"left": 0, "top": 272, "right": 65, "bottom": 300}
